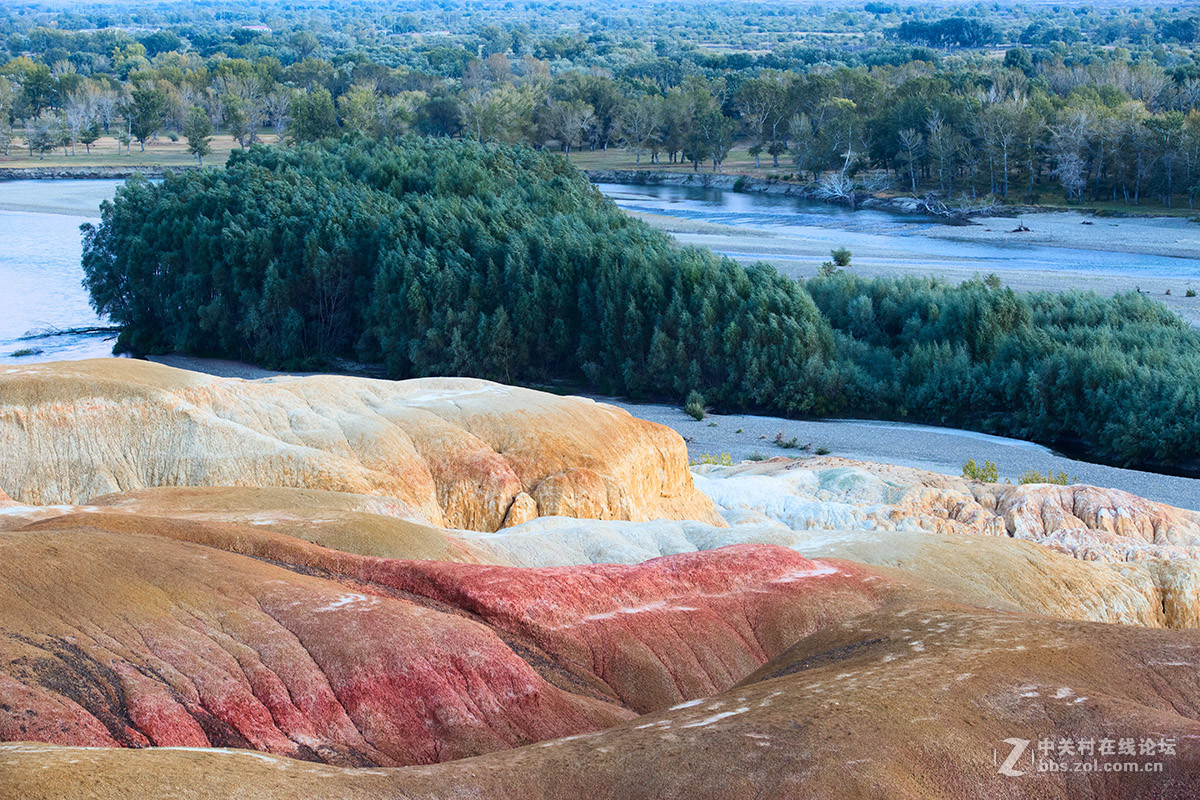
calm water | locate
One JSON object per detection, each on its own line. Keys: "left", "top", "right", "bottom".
{"left": 0, "top": 180, "right": 124, "bottom": 365}
{"left": 597, "top": 182, "right": 1200, "bottom": 278}
{"left": 3, "top": 178, "right": 1199, "bottom": 367}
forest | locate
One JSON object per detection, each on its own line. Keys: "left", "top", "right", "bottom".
{"left": 4, "top": 0, "right": 1200, "bottom": 207}
{"left": 81, "top": 137, "right": 1200, "bottom": 473}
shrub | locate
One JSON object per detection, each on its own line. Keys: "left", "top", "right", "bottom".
{"left": 774, "top": 432, "right": 802, "bottom": 449}
{"left": 1017, "top": 469, "right": 1073, "bottom": 485}
{"left": 1188, "top": 288, "right": 1196, "bottom": 298}
{"left": 690, "top": 452, "right": 734, "bottom": 466}
{"left": 831, "top": 246, "right": 852, "bottom": 267}
{"left": 746, "top": 451, "right": 767, "bottom": 461}
{"left": 962, "top": 458, "right": 999, "bottom": 482}
{"left": 685, "top": 390, "right": 707, "bottom": 420}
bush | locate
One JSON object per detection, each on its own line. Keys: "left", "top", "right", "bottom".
{"left": 685, "top": 390, "right": 707, "bottom": 420}
{"left": 831, "top": 246, "right": 852, "bottom": 267}
{"left": 1188, "top": 288, "right": 1196, "bottom": 298}
{"left": 962, "top": 458, "right": 999, "bottom": 482}
{"left": 1017, "top": 469, "right": 1073, "bottom": 485}
{"left": 746, "top": 451, "right": 767, "bottom": 461}
{"left": 774, "top": 432, "right": 803, "bottom": 449}
{"left": 690, "top": 452, "right": 734, "bottom": 466}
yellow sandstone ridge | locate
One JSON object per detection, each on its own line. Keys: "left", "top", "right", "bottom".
{"left": 0, "top": 359, "right": 721, "bottom": 530}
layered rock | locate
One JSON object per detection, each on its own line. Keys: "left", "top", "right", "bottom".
{"left": 8, "top": 604, "right": 1200, "bottom": 799}
{"left": 6, "top": 359, "right": 1200, "bottom": 798}
{"left": 0, "top": 526, "right": 631, "bottom": 766}
{"left": 0, "top": 515, "right": 898, "bottom": 760}
{"left": 373, "top": 546, "right": 894, "bottom": 712}
{"left": 0, "top": 359, "right": 719, "bottom": 529}
{"left": 87, "top": 485, "right": 493, "bottom": 562}
{"left": 695, "top": 457, "right": 1200, "bottom": 561}
{"left": 463, "top": 517, "right": 1184, "bottom": 627}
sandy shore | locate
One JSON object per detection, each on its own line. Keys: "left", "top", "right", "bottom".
{"left": 631, "top": 210, "right": 1200, "bottom": 326}
{"left": 927, "top": 209, "right": 1200, "bottom": 260}
{"left": 592, "top": 396, "right": 1200, "bottom": 512}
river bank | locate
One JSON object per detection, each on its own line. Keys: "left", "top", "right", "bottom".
{"left": 0, "top": 166, "right": 196, "bottom": 181}
{"left": 583, "top": 168, "right": 971, "bottom": 220}
{"left": 629, "top": 214, "right": 1200, "bottom": 326}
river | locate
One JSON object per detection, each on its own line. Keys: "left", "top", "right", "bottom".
{"left": 597, "top": 182, "right": 1200, "bottom": 280}
{"left": 0, "top": 180, "right": 121, "bottom": 364}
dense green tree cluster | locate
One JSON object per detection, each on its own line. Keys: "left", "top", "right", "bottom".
{"left": 808, "top": 273, "right": 1200, "bottom": 468}
{"left": 82, "top": 137, "right": 838, "bottom": 406}
{"left": 82, "top": 138, "right": 1200, "bottom": 471}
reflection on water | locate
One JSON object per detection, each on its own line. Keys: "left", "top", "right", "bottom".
{"left": 598, "top": 182, "right": 1200, "bottom": 279}
{"left": 595, "top": 181, "right": 942, "bottom": 233}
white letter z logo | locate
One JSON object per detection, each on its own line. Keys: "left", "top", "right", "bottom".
{"left": 997, "top": 738, "right": 1029, "bottom": 777}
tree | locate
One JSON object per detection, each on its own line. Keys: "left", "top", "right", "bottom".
{"left": 184, "top": 106, "right": 213, "bottom": 165}
{"left": 790, "top": 112, "right": 820, "bottom": 181}
{"left": 94, "top": 88, "right": 119, "bottom": 134}
{"left": 78, "top": 120, "right": 101, "bottom": 154}
{"left": 291, "top": 31, "right": 320, "bottom": 60}
{"left": 218, "top": 75, "right": 267, "bottom": 146}
{"left": 127, "top": 86, "right": 168, "bottom": 152}
{"left": 26, "top": 112, "right": 64, "bottom": 158}
{"left": 64, "top": 86, "right": 99, "bottom": 156}
{"left": 415, "top": 94, "right": 463, "bottom": 138}
{"left": 264, "top": 89, "right": 292, "bottom": 138}
{"left": 1049, "top": 108, "right": 1092, "bottom": 203}
{"left": 615, "top": 95, "right": 660, "bottom": 166}
{"left": 548, "top": 99, "right": 593, "bottom": 159}
{"left": 735, "top": 76, "right": 784, "bottom": 169}
{"left": 1003, "top": 48, "right": 1034, "bottom": 76}
{"left": 897, "top": 128, "right": 924, "bottom": 194}
{"left": 463, "top": 84, "right": 534, "bottom": 144}
{"left": 1144, "top": 112, "right": 1186, "bottom": 206}
{"left": 287, "top": 88, "right": 338, "bottom": 142}
{"left": 926, "top": 110, "right": 961, "bottom": 198}
{"left": 338, "top": 83, "right": 382, "bottom": 138}
{"left": 689, "top": 109, "right": 735, "bottom": 172}
{"left": 0, "top": 77, "right": 15, "bottom": 156}
{"left": 976, "top": 98, "right": 1027, "bottom": 199}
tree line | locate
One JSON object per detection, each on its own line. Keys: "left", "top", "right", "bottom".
{"left": 82, "top": 138, "right": 1200, "bottom": 473}
{"left": 4, "top": 2, "right": 1200, "bottom": 206}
